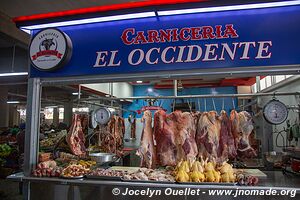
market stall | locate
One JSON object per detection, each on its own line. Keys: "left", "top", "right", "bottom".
{"left": 8, "top": 1, "right": 300, "bottom": 199}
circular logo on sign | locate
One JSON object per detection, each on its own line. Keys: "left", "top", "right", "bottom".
{"left": 29, "top": 28, "right": 72, "bottom": 71}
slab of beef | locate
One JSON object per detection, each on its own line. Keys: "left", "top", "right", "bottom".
{"left": 219, "top": 110, "right": 237, "bottom": 160}
{"left": 230, "top": 110, "right": 241, "bottom": 150}
{"left": 66, "top": 114, "right": 86, "bottom": 156}
{"left": 237, "top": 111, "right": 257, "bottom": 158}
{"left": 114, "top": 116, "right": 125, "bottom": 155}
{"left": 129, "top": 117, "right": 136, "bottom": 139}
{"left": 154, "top": 110, "right": 177, "bottom": 166}
{"left": 137, "top": 110, "right": 157, "bottom": 169}
{"left": 175, "top": 111, "right": 198, "bottom": 162}
{"left": 98, "top": 116, "right": 125, "bottom": 156}
{"left": 98, "top": 117, "right": 115, "bottom": 153}
{"left": 154, "top": 110, "right": 198, "bottom": 166}
{"left": 196, "top": 111, "right": 221, "bottom": 161}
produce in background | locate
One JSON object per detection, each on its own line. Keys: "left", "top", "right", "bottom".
{"left": 38, "top": 153, "right": 52, "bottom": 162}
{"left": 0, "top": 144, "right": 12, "bottom": 157}
{"left": 40, "top": 130, "right": 67, "bottom": 148}
{"left": 137, "top": 110, "right": 157, "bottom": 169}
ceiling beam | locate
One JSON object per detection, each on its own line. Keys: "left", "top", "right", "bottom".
{"left": 0, "top": 11, "right": 30, "bottom": 49}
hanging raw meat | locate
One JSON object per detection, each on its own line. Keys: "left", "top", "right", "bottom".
{"left": 98, "top": 116, "right": 125, "bottom": 156}
{"left": 153, "top": 110, "right": 198, "bottom": 166}
{"left": 175, "top": 111, "right": 198, "bottom": 162}
{"left": 80, "top": 114, "right": 89, "bottom": 134}
{"left": 192, "top": 112, "right": 201, "bottom": 127}
{"left": 154, "top": 110, "right": 177, "bottom": 166}
{"left": 128, "top": 116, "right": 136, "bottom": 139}
{"left": 114, "top": 116, "right": 125, "bottom": 155}
{"left": 230, "top": 110, "right": 241, "bottom": 149}
{"left": 66, "top": 114, "right": 86, "bottom": 156}
{"left": 237, "top": 111, "right": 257, "bottom": 158}
{"left": 219, "top": 110, "right": 237, "bottom": 160}
{"left": 137, "top": 110, "right": 157, "bottom": 169}
{"left": 196, "top": 111, "right": 221, "bottom": 160}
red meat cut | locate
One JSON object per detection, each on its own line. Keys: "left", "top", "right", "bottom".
{"left": 66, "top": 114, "right": 86, "bottom": 156}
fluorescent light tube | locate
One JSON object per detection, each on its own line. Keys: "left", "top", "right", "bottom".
{"left": 0, "top": 72, "right": 28, "bottom": 77}
{"left": 20, "top": 28, "right": 31, "bottom": 34}
{"left": 7, "top": 101, "right": 20, "bottom": 104}
{"left": 136, "top": 81, "right": 143, "bottom": 83}
{"left": 21, "top": 12, "right": 156, "bottom": 30}
{"left": 45, "top": 106, "right": 58, "bottom": 108}
{"left": 72, "top": 92, "right": 82, "bottom": 95}
{"left": 158, "top": 0, "right": 300, "bottom": 16}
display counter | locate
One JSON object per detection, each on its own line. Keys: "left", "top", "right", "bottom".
{"left": 7, "top": 171, "right": 300, "bottom": 200}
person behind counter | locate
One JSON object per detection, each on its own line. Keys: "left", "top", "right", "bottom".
{"left": 16, "top": 123, "right": 25, "bottom": 155}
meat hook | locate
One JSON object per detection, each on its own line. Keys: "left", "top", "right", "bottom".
{"left": 197, "top": 99, "right": 201, "bottom": 112}
{"left": 212, "top": 98, "right": 216, "bottom": 111}
{"left": 232, "top": 97, "right": 236, "bottom": 110}
{"left": 222, "top": 98, "right": 225, "bottom": 110}
{"left": 187, "top": 99, "right": 192, "bottom": 112}
{"left": 172, "top": 99, "right": 176, "bottom": 112}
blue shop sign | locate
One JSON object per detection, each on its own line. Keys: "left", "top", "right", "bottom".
{"left": 30, "top": 5, "right": 300, "bottom": 78}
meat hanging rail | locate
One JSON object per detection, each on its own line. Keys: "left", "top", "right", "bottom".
{"left": 80, "top": 100, "right": 137, "bottom": 114}
{"left": 80, "top": 91, "right": 300, "bottom": 101}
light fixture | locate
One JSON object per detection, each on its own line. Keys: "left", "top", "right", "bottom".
{"left": 20, "top": 12, "right": 156, "bottom": 30}
{"left": 72, "top": 92, "right": 82, "bottom": 95}
{"left": 136, "top": 81, "right": 143, "bottom": 84}
{"left": 7, "top": 101, "right": 20, "bottom": 104}
{"left": 20, "top": 28, "right": 31, "bottom": 34}
{"left": 157, "top": 0, "right": 300, "bottom": 16}
{"left": 147, "top": 88, "right": 154, "bottom": 93}
{"left": 105, "top": 94, "right": 111, "bottom": 97}
{"left": 120, "top": 99, "right": 125, "bottom": 102}
{"left": 45, "top": 106, "right": 58, "bottom": 108}
{"left": 0, "top": 72, "right": 28, "bottom": 77}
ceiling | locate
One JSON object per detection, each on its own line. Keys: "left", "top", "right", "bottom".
{"left": 0, "top": 0, "right": 283, "bottom": 18}
{"left": 0, "top": 0, "right": 143, "bottom": 18}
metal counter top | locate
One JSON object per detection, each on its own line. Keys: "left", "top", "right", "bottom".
{"left": 7, "top": 171, "right": 300, "bottom": 191}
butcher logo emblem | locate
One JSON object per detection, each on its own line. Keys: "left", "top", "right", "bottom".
{"left": 29, "top": 28, "right": 72, "bottom": 71}
{"left": 31, "top": 38, "right": 62, "bottom": 60}
{"left": 40, "top": 38, "right": 55, "bottom": 51}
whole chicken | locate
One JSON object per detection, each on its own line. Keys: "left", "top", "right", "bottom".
{"left": 176, "top": 170, "right": 190, "bottom": 182}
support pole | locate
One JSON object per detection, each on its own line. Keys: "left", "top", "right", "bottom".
{"left": 174, "top": 80, "right": 178, "bottom": 97}
{"left": 24, "top": 78, "right": 41, "bottom": 200}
